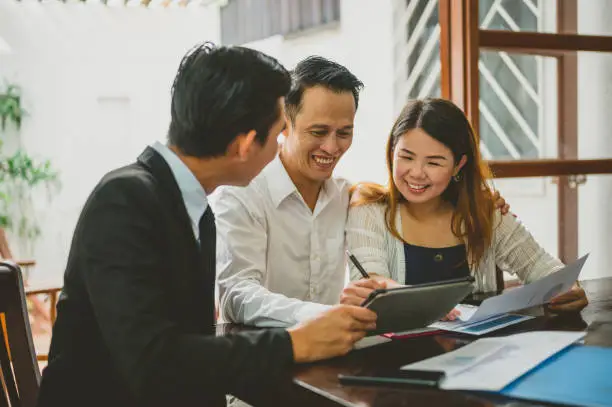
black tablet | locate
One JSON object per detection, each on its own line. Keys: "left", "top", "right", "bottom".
{"left": 362, "top": 276, "right": 474, "bottom": 334}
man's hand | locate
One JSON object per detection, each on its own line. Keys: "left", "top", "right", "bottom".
{"left": 547, "top": 284, "right": 588, "bottom": 313}
{"left": 287, "top": 305, "right": 377, "bottom": 363}
{"left": 340, "top": 279, "right": 386, "bottom": 306}
{"left": 492, "top": 190, "right": 510, "bottom": 215}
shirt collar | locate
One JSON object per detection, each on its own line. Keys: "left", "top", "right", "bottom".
{"left": 151, "top": 141, "right": 207, "bottom": 239}
{"left": 264, "top": 155, "right": 299, "bottom": 208}
{"left": 264, "top": 154, "right": 339, "bottom": 209}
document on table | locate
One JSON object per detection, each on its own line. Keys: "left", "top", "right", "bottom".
{"left": 430, "top": 311, "right": 534, "bottom": 335}
{"left": 401, "top": 331, "right": 586, "bottom": 391}
{"left": 430, "top": 254, "right": 588, "bottom": 335}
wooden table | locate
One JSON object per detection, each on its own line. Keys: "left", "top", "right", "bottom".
{"left": 218, "top": 277, "right": 612, "bottom": 407}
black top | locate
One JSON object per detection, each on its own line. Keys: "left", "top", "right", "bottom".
{"left": 403, "top": 242, "right": 470, "bottom": 285}
{"left": 37, "top": 147, "right": 294, "bottom": 407}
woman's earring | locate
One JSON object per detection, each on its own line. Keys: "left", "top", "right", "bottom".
{"left": 453, "top": 173, "right": 461, "bottom": 182}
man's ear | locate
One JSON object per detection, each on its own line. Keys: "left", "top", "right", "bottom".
{"left": 227, "top": 130, "right": 258, "bottom": 162}
{"left": 281, "top": 115, "right": 291, "bottom": 138}
{"left": 455, "top": 154, "right": 468, "bottom": 175}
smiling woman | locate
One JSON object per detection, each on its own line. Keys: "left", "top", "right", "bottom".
{"left": 393, "top": 128, "right": 467, "bottom": 203}
{"left": 345, "top": 98, "right": 587, "bottom": 314}
{"left": 351, "top": 98, "right": 495, "bottom": 270}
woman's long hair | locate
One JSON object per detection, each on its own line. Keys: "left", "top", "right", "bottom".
{"left": 352, "top": 98, "right": 495, "bottom": 267}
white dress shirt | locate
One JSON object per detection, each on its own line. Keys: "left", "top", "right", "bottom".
{"left": 211, "top": 156, "right": 350, "bottom": 327}
{"left": 151, "top": 141, "right": 208, "bottom": 240}
{"left": 346, "top": 203, "right": 564, "bottom": 292}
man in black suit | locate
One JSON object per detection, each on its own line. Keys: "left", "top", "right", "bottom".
{"left": 37, "top": 43, "right": 377, "bottom": 407}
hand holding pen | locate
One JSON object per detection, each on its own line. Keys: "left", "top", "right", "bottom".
{"left": 340, "top": 251, "right": 386, "bottom": 306}
{"left": 346, "top": 250, "right": 370, "bottom": 279}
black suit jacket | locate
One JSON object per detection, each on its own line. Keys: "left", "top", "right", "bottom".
{"left": 37, "top": 147, "right": 294, "bottom": 407}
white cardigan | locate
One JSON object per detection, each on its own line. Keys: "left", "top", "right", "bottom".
{"left": 346, "top": 203, "right": 564, "bottom": 293}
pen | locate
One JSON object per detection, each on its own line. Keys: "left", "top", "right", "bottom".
{"left": 346, "top": 250, "right": 370, "bottom": 279}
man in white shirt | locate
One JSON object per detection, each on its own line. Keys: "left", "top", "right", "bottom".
{"left": 212, "top": 56, "right": 367, "bottom": 327}
{"left": 212, "top": 56, "right": 510, "bottom": 328}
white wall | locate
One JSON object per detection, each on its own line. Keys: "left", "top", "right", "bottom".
{"left": 0, "top": 0, "right": 393, "bottom": 283}
{"left": 0, "top": 1, "right": 221, "bottom": 282}
{"left": 243, "top": 0, "right": 395, "bottom": 186}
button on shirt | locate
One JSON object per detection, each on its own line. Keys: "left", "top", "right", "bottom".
{"left": 212, "top": 156, "right": 350, "bottom": 327}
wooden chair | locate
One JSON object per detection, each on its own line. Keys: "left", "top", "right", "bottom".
{"left": 0, "top": 228, "right": 61, "bottom": 361}
{"left": 496, "top": 266, "right": 522, "bottom": 293}
{"left": 465, "top": 267, "right": 521, "bottom": 305}
{"left": 0, "top": 261, "right": 41, "bottom": 407}
{"left": 495, "top": 266, "right": 505, "bottom": 294}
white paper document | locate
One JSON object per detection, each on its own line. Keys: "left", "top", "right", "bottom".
{"left": 402, "top": 331, "right": 586, "bottom": 391}
{"left": 429, "top": 255, "right": 588, "bottom": 334}
{"left": 430, "top": 313, "right": 534, "bottom": 335}
{"left": 468, "top": 254, "right": 587, "bottom": 321}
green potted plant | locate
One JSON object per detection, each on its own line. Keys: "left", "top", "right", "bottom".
{"left": 0, "top": 83, "right": 24, "bottom": 130}
{"left": 0, "top": 81, "right": 58, "bottom": 253}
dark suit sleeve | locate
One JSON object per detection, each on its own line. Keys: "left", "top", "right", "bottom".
{"left": 79, "top": 176, "right": 294, "bottom": 404}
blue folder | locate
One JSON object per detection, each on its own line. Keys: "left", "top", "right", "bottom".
{"left": 500, "top": 344, "right": 612, "bottom": 407}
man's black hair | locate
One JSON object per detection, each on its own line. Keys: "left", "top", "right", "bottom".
{"left": 168, "top": 42, "right": 290, "bottom": 157}
{"left": 285, "top": 56, "right": 364, "bottom": 123}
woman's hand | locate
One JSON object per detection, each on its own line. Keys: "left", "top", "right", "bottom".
{"left": 340, "top": 279, "right": 386, "bottom": 306}
{"left": 441, "top": 308, "right": 462, "bottom": 321}
{"left": 547, "top": 283, "right": 588, "bottom": 313}
{"left": 340, "top": 276, "right": 402, "bottom": 306}
{"left": 371, "top": 275, "right": 404, "bottom": 289}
